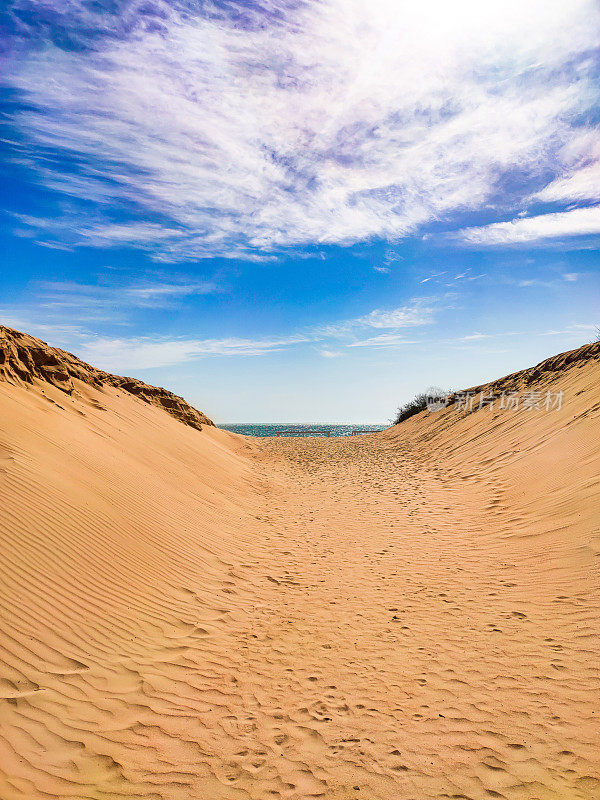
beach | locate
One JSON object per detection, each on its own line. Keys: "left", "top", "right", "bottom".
{"left": 0, "top": 328, "right": 599, "bottom": 800}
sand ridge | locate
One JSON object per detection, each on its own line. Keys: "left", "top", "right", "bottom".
{"left": 0, "top": 325, "right": 213, "bottom": 430}
{"left": 0, "top": 335, "right": 599, "bottom": 799}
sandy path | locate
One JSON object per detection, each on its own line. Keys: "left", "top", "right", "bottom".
{"left": 234, "top": 434, "right": 599, "bottom": 800}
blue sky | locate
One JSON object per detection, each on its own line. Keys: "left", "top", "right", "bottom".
{"left": 1, "top": 0, "right": 599, "bottom": 422}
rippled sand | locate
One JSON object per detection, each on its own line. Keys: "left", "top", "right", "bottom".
{"left": 0, "top": 336, "right": 599, "bottom": 799}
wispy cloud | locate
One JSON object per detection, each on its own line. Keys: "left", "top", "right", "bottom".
{"left": 456, "top": 333, "right": 492, "bottom": 341}
{"left": 374, "top": 247, "right": 403, "bottom": 273}
{"left": 0, "top": 314, "right": 90, "bottom": 343}
{"left": 0, "top": 306, "right": 310, "bottom": 369}
{"left": 446, "top": 326, "right": 595, "bottom": 345}
{"left": 2, "top": 275, "right": 219, "bottom": 325}
{"left": 72, "top": 306, "right": 431, "bottom": 368}
{"left": 534, "top": 137, "right": 600, "bottom": 204}
{"left": 77, "top": 334, "right": 310, "bottom": 371}
{"left": 1, "top": 295, "right": 438, "bottom": 369}
{"left": 346, "top": 334, "right": 420, "bottom": 348}
{"left": 540, "top": 323, "right": 597, "bottom": 337}
{"left": 455, "top": 206, "right": 600, "bottom": 246}
{"left": 420, "top": 271, "right": 446, "bottom": 283}
{"left": 4, "top": 0, "right": 599, "bottom": 259}
{"left": 3, "top": 298, "right": 594, "bottom": 375}
{"left": 318, "top": 348, "right": 344, "bottom": 358}
{"left": 315, "top": 298, "right": 437, "bottom": 338}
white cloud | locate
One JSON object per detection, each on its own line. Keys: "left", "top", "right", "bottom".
{"left": 420, "top": 271, "right": 446, "bottom": 283}
{"left": 65, "top": 298, "right": 436, "bottom": 369}
{"left": 346, "top": 334, "right": 419, "bottom": 348}
{"left": 457, "top": 333, "right": 491, "bottom": 341}
{"left": 359, "top": 305, "right": 435, "bottom": 329}
{"left": 10, "top": 276, "right": 220, "bottom": 324}
{"left": 540, "top": 323, "right": 597, "bottom": 337}
{"left": 455, "top": 206, "right": 600, "bottom": 245}
{"left": 316, "top": 298, "right": 437, "bottom": 338}
{"left": 6, "top": 0, "right": 600, "bottom": 259}
{"left": 535, "top": 137, "right": 600, "bottom": 204}
{"left": 77, "top": 334, "right": 310, "bottom": 371}
{"left": 75, "top": 317, "right": 426, "bottom": 369}
{"left": 1, "top": 294, "right": 438, "bottom": 368}
{"left": 536, "top": 162, "right": 600, "bottom": 204}
{"left": 0, "top": 313, "right": 89, "bottom": 343}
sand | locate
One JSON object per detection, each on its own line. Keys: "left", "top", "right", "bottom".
{"left": 0, "top": 328, "right": 599, "bottom": 800}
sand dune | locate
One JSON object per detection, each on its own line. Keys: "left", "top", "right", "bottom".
{"left": 0, "top": 327, "right": 599, "bottom": 800}
{"left": 0, "top": 326, "right": 213, "bottom": 430}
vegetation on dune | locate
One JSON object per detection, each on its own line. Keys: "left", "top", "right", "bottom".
{"left": 393, "top": 387, "right": 450, "bottom": 425}
{"left": 394, "top": 393, "right": 429, "bottom": 424}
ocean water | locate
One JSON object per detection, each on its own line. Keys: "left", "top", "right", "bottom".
{"left": 218, "top": 423, "right": 388, "bottom": 438}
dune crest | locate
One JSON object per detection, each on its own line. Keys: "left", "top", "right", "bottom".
{"left": 0, "top": 330, "right": 598, "bottom": 800}
{"left": 448, "top": 339, "right": 600, "bottom": 404}
{"left": 0, "top": 325, "right": 213, "bottom": 430}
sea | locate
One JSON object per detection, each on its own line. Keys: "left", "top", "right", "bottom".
{"left": 218, "top": 423, "right": 388, "bottom": 438}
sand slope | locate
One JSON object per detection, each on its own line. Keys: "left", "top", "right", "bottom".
{"left": 0, "top": 326, "right": 213, "bottom": 430}
{"left": 0, "top": 334, "right": 598, "bottom": 800}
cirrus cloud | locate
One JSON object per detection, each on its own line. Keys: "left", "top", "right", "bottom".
{"left": 3, "top": 0, "right": 600, "bottom": 259}
{"left": 454, "top": 206, "right": 600, "bottom": 246}
{"left": 1, "top": 294, "right": 439, "bottom": 370}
